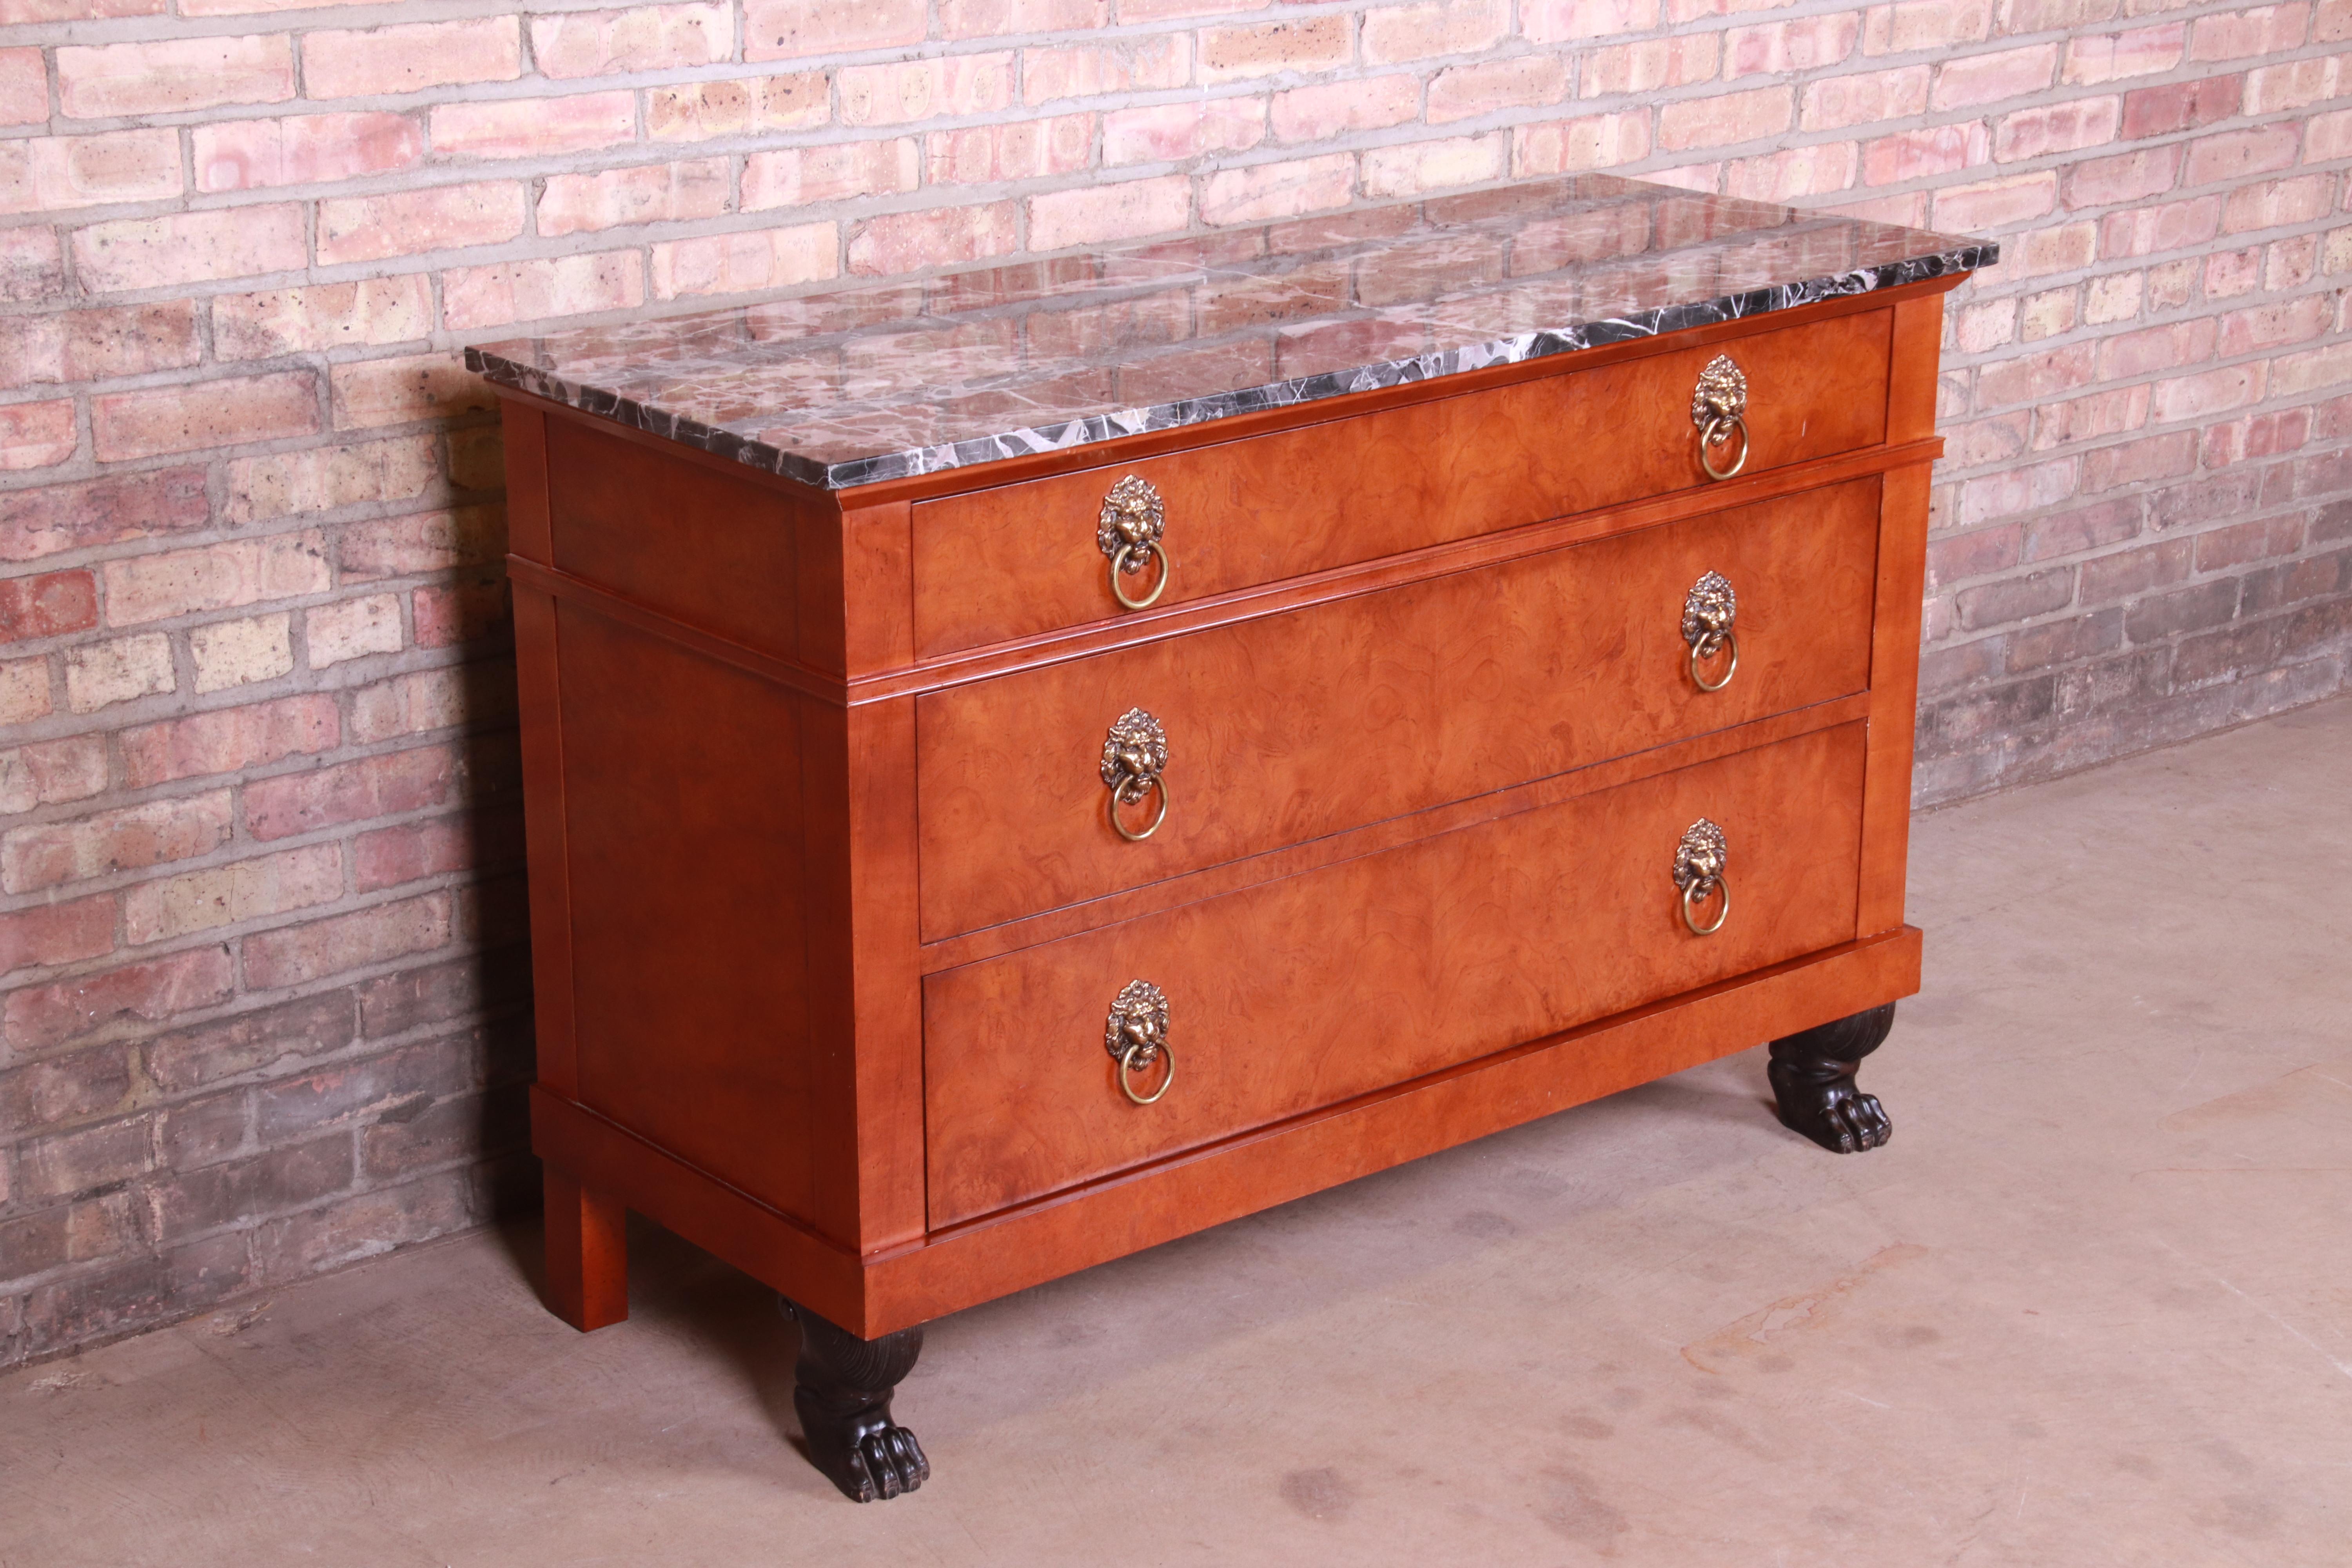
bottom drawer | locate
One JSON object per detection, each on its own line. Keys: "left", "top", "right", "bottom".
{"left": 924, "top": 720, "right": 1869, "bottom": 1226}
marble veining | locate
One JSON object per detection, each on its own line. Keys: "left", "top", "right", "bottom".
{"left": 465, "top": 173, "right": 1997, "bottom": 490}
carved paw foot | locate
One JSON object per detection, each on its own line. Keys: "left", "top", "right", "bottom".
{"left": 1767, "top": 1002, "right": 1897, "bottom": 1155}
{"left": 780, "top": 1296, "right": 929, "bottom": 1503}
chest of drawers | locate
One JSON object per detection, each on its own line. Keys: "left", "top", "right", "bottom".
{"left": 470, "top": 174, "right": 1993, "bottom": 1503}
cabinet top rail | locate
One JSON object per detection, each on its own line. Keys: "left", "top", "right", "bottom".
{"left": 465, "top": 173, "right": 1994, "bottom": 492}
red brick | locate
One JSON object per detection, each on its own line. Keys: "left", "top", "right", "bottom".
{"left": 939, "top": 0, "right": 1107, "bottom": 34}
{"left": 2149, "top": 363, "right": 2265, "bottom": 423}
{"left": 1523, "top": 0, "right": 1656, "bottom": 42}
{"left": 92, "top": 372, "right": 319, "bottom": 463}
{"left": 0, "top": 227, "right": 64, "bottom": 305}
{"left": 2021, "top": 499, "right": 2141, "bottom": 562}
{"left": 2098, "top": 195, "right": 2222, "bottom": 258}
{"left": 427, "top": 93, "right": 635, "bottom": 160}
{"left": 1726, "top": 13, "right": 1859, "bottom": 78}
{"left": 354, "top": 810, "right": 521, "bottom": 893}
{"left": 441, "top": 252, "right": 644, "bottom": 332}
{"left": 648, "top": 73, "right": 827, "bottom": 140}
{"left": 2220, "top": 296, "right": 2334, "bottom": 356}
{"left": 1199, "top": 154, "right": 1355, "bottom": 225}
{"left": 1360, "top": 0, "right": 1510, "bottom": 66}
{"left": 2183, "top": 124, "right": 2300, "bottom": 187}
{"left": 2062, "top": 24, "right": 2185, "bottom": 83}
{"left": 71, "top": 205, "right": 304, "bottom": 292}
{"left": 338, "top": 506, "right": 505, "bottom": 581}
{"left": 1927, "top": 523, "right": 2021, "bottom": 588}
{"left": 214, "top": 277, "right": 434, "bottom": 361}
{"left": 2195, "top": 515, "right": 2305, "bottom": 573}
{"left": 1198, "top": 18, "right": 1350, "bottom": 83}
{"left": 1658, "top": 86, "right": 1791, "bottom": 151}
{"left": 144, "top": 991, "right": 354, "bottom": 1094}
{"left": 2098, "top": 318, "right": 2217, "bottom": 380}
{"left": 151, "top": 1134, "right": 351, "bottom": 1241}
{"left": 241, "top": 893, "right": 450, "bottom": 990}
{"left": 2, "top": 789, "right": 233, "bottom": 894}
{"left": 2, "top": 946, "right": 232, "bottom": 1053}
{"left": 317, "top": 182, "right": 526, "bottom": 266}
{"left": 531, "top": 4, "right": 731, "bottom": 78}
{"left": 348, "top": 662, "right": 515, "bottom": 744}
{"left": 649, "top": 221, "right": 839, "bottom": 297}
{"left": 56, "top": 35, "right": 294, "bottom": 118}
{"left": 301, "top": 19, "right": 522, "bottom": 99}
{"left": 0, "top": 570, "right": 96, "bottom": 644}
{"left": 1932, "top": 44, "right": 2058, "bottom": 110}
{"left": 329, "top": 354, "right": 500, "bottom": 431}
{"left": 2121, "top": 74, "right": 2243, "bottom": 137}
{"left": 243, "top": 745, "right": 462, "bottom": 842}
{"left": 1974, "top": 342, "right": 2098, "bottom": 407}
{"left": 1102, "top": 101, "right": 1257, "bottom": 165}
{"left": 2222, "top": 174, "right": 2332, "bottom": 234}
{"left": 194, "top": 113, "right": 423, "bottom": 193}
{"left": 0, "top": 735, "right": 105, "bottom": 813}
{"left": 1931, "top": 171, "right": 2056, "bottom": 230}
{"left": 2082, "top": 430, "right": 2200, "bottom": 492}
{"left": 0, "top": 895, "right": 115, "bottom": 974}
{"left": 744, "top": 139, "right": 921, "bottom": 210}
{"left": 0, "top": 401, "right": 75, "bottom": 472}
{"left": 839, "top": 54, "right": 1014, "bottom": 125}
{"left": 1863, "top": 0, "right": 1994, "bottom": 52}
{"left": 0, "top": 49, "right": 47, "bottom": 126}
{"left": 1956, "top": 566, "right": 2075, "bottom": 630}
{"left": 1801, "top": 65, "right": 1929, "bottom": 130}
{"left": 2305, "top": 107, "right": 2352, "bottom": 163}
{"left": 2031, "top": 384, "right": 2151, "bottom": 449}
{"left": 1995, "top": 97, "right": 2118, "bottom": 162}
{"left": 2189, "top": 3, "right": 2314, "bottom": 60}
{"left": 0, "top": 0, "right": 161, "bottom": 20}
{"left": 1024, "top": 34, "right": 1191, "bottom": 103}
{"left": 1957, "top": 455, "right": 2079, "bottom": 526}
{"left": 743, "top": 0, "right": 925, "bottom": 61}
{"left": 60, "top": 302, "right": 203, "bottom": 382}
{"left": 537, "top": 160, "right": 730, "bottom": 236}
{"left": 0, "top": 655, "right": 50, "bottom": 725}
{"left": 1512, "top": 113, "right": 1653, "bottom": 175}
{"left": 846, "top": 201, "right": 1022, "bottom": 272}
{"left": 2061, "top": 144, "right": 2181, "bottom": 209}
{"left": 0, "top": 130, "right": 182, "bottom": 213}
{"left": 120, "top": 694, "right": 340, "bottom": 789}
{"left": 1864, "top": 123, "right": 1990, "bottom": 186}
{"left": 1730, "top": 143, "right": 1865, "bottom": 203}
{"left": 1270, "top": 76, "right": 1419, "bottom": 142}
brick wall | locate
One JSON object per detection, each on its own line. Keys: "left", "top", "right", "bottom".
{"left": 3, "top": 0, "right": 2347, "bottom": 1367}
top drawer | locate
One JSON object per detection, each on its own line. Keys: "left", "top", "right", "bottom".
{"left": 910, "top": 306, "right": 1892, "bottom": 658}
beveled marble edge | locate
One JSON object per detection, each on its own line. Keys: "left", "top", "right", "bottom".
{"left": 466, "top": 240, "right": 1995, "bottom": 491}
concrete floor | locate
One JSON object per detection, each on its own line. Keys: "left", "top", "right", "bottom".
{"left": 6, "top": 698, "right": 2350, "bottom": 1566}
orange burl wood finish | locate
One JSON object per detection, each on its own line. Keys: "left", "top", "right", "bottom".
{"left": 509, "top": 278, "right": 1959, "bottom": 1339}
{"left": 910, "top": 306, "right": 1891, "bottom": 657}
{"left": 918, "top": 476, "right": 1882, "bottom": 939}
{"left": 925, "top": 720, "right": 1867, "bottom": 1224}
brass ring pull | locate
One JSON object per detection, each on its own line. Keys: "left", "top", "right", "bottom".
{"left": 1672, "top": 817, "right": 1729, "bottom": 938}
{"left": 1098, "top": 475, "right": 1170, "bottom": 611}
{"left": 1105, "top": 979, "right": 1173, "bottom": 1107}
{"left": 1117, "top": 1040, "right": 1176, "bottom": 1105}
{"left": 1100, "top": 707, "right": 1170, "bottom": 842}
{"left": 1689, "top": 632, "right": 1739, "bottom": 691}
{"left": 1699, "top": 413, "right": 1749, "bottom": 481}
{"left": 1682, "top": 570, "right": 1738, "bottom": 693}
{"left": 1108, "top": 776, "right": 1170, "bottom": 841}
{"left": 1108, "top": 539, "right": 1171, "bottom": 610}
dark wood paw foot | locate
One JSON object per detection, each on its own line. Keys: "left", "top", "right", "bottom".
{"left": 781, "top": 1298, "right": 929, "bottom": 1502}
{"left": 1768, "top": 1002, "right": 1896, "bottom": 1154}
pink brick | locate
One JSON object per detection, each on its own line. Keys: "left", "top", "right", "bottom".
{"left": 2221, "top": 173, "right": 2331, "bottom": 233}
{"left": 1866, "top": 0, "right": 1994, "bottom": 51}
{"left": 349, "top": 663, "right": 510, "bottom": 742}
{"left": 0, "top": 48, "right": 45, "bottom": 126}
{"left": 302, "top": 19, "right": 522, "bottom": 99}
{"left": 743, "top": 0, "right": 926, "bottom": 61}
{"left": 0, "top": 401, "right": 75, "bottom": 472}
{"left": 538, "top": 160, "right": 730, "bottom": 236}
{"left": 354, "top": 813, "right": 505, "bottom": 893}
{"left": 214, "top": 277, "right": 434, "bottom": 359}
{"left": 2272, "top": 340, "right": 2352, "bottom": 397}
{"left": 1657, "top": 86, "right": 1791, "bottom": 151}
{"left": 40, "top": 302, "right": 194, "bottom": 383}
{"left": 844, "top": 202, "right": 1021, "bottom": 272}
{"left": 1930, "top": 44, "right": 2057, "bottom": 111}
{"left": 1726, "top": 142, "right": 1861, "bottom": 202}
{"left": 56, "top": 34, "right": 292, "bottom": 118}
{"left": 1512, "top": 112, "right": 1653, "bottom": 175}
{"left": 328, "top": 355, "right": 498, "bottom": 431}
{"left": 1865, "top": 123, "right": 1990, "bottom": 185}
{"left": 124, "top": 842, "right": 345, "bottom": 945}
{"left": 241, "top": 893, "right": 450, "bottom": 991}
{"left": 2243, "top": 54, "right": 2344, "bottom": 114}
{"left": 3, "top": 468, "right": 208, "bottom": 567}
{"left": 318, "top": 182, "right": 525, "bottom": 265}
{"left": 1360, "top": 0, "right": 1510, "bottom": 66}
{"left": 97, "top": 530, "right": 328, "bottom": 625}
{"left": 1197, "top": 18, "right": 1351, "bottom": 84}
{"left": 1930, "top": 171, "right": 2056, "bottom": 230}
{"left": 441, "top": 252, "right": 645, "bottom": 331}
{"left": 1427, "top": 55, "right": 1572, "bottom": 123}
{"left": 2189, "top": 3, "right": 2314, "bottom": 60}
{"left": 1995, "top": 96, "right": 2119, "bottom": 162}
{"left": 411, "top": 577, "right": 511, "bottom": 650}
{"left": 72, "top": 205, "right": 303, "bottom": 292}
{"left": 1583, "top": 36, "right": 1719, "bottom": 96}
{"left": 305, "top": 593, "right": 401, "bottom": 668}
{"left": 649, "top": 221, "right": 840, "bottom": 296}
{"left": 0, "top": 655, "right": 49, "bottom": 724}
{"left": 1024, "top": 34, "right": 1191, "bottom": 103}
{"left": 0, "top": 227, "right": 64, "bottom": 305}
{"left": 1028, "top": 175, "right": 1191, "bottom": 249}
{"left": 193, "top": 113, "right": 422, "bottom": 194}
{"left": 1727, "top": 14, "right": 1859, "bottom": 78}
{"left": 2187, "top": 124, "right": 2302, "bottom": 187}
{"left": 2307, "top": 106, "right": 2352, "bottom": 162}
{"left": 245, "top": 746, "right": 459, "bottom": 842}
{"left": 0, "top": 0, "right": 162, "bottom": 19}
{"left": 1, "top": 790, "right": 232, "bottom": 895}
{"left": 2207, "top": 244, "right": 2262, "bottom": 298}
{"left": 2218, "top": 295, "right": 2334, "bottom": 355}
{"left": 2062, "top": 144, "right": 2182, "bottom": 209}
{"left": 2062, "top": 24, "right": 2184, "bottom": 84}
{"left": 2097, "top": 318, "right": 2217, "bottom": 380}
{"left": 0, "top": 895, "right": 114, "bottom": 974}
{"left": 1798, "top": 65, "right": 1926, "bottom": 129}
{"left": 938, "top": 0, "right": 1109, "bottom": 35}
{"left": 62, "top": 631, "right": 172, "bottom": 710}
{"left": 0, "top": 569, "right": 96, "bottom": 644}
{"left": 120, "top": 693, "right": 339, "bottom": 788}
{"left": 2080, "top": 431, "right": 2196, "bottom": 492}
{"left": 1199, "top": 154, "right": 1354, "bottom": 225}
{"left": 2123, "top": 73, "right": 2245, "bottom": 135}
{"left": 2149, "top": 363, "right": 2265, "bottom": 424}
{"left": 2, "top": 947, "right": 233, "bottom": 1054}
{"left": 428, "top": 93, "right": 635, "bottom": 159}
{"left": 1522, "top": 0, "right": 1659, "bottom": 42}
{"left": 0, "top": 130, "right": 181, "bottom": 214}
{"left": 337, "top": 506, "right": 504, "bottom": 578}
{"left": 932, "top": 113, "right": 1096, "bottom": 180}
{"left": 531, "top": 4, "right": 731, "bottom": 79}
{"left": 1269, "top": 76, "right": 1419, "bottom": 142}
{"left": 840, "top": 53, "right": 1014, "bottom": 125}
{"left": 2011, "top": 220, "right": 2095, "bottom": 277}
{"left": 230, "top": 434, "right": 435, "bottom": 525}
{"left": 1362, "top": 135, "right": 1506, "bottom": 200}
{"left": 744, "top": 139, "right": 921, "bottom": 209}
{"left": 0, "top": 735, "right": 105, "bottom": 813}
{"left": 2098, "top": 195, "right": 2222, "bottom": 258}
{"left": 92, "top": 374, "right": 319, "bottom": 464}
{"left": 648, "top": 73, "right": 828, "bottom": 140}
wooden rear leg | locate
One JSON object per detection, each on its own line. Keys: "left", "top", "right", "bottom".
{"left": 543, "top": 1167, "right": 628, "bottom": 1330}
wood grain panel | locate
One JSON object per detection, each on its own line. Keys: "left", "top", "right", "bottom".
{"left": 924, "top": 720, "right": 1868, "bottom": 1225}
{"left": 911, "top": 309, "right": 1892, "bottom": 657}
{"left": 918, "top": 477, "right": 1882, "bottom": 940}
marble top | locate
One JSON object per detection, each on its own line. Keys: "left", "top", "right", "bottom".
{"left": 466, "top": 174, "right": 1995, "bottom": 491}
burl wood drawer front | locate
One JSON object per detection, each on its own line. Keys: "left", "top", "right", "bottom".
{"left": 923, "top": 720, "right": 1867, "bottom": 1225}
{"left": 917, "top": 475, "right": 1881, "bottom": 941}
{"left": 910, "top": 308, "right": 1891, "bottom": 657}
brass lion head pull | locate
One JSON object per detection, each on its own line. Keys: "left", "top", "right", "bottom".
{"left": 1097, "top": 474, "right": 1171, "bottom": 610}
{"left": 1672, "top": 818, "right": 1730, "bottom": 936}
{"left": 1104, "top": 978, "right": 1174, "bottom": 1105}
{"left": 1099, "top": 707, "right": 1170, "bottom": 842}
{"left": 1681, "top": 570, "right": 1739, "bottom": 692}
{"left": 1690, "top": 355, "right": 1749, "bottom": 482}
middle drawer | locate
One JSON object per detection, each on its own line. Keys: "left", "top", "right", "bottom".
{"left": 916, "top": 474, "right": 1883, "bottom": 941}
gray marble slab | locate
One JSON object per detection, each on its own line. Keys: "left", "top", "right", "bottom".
{"left": 465, "top": 173, "right": 1996, "bottom": 491}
